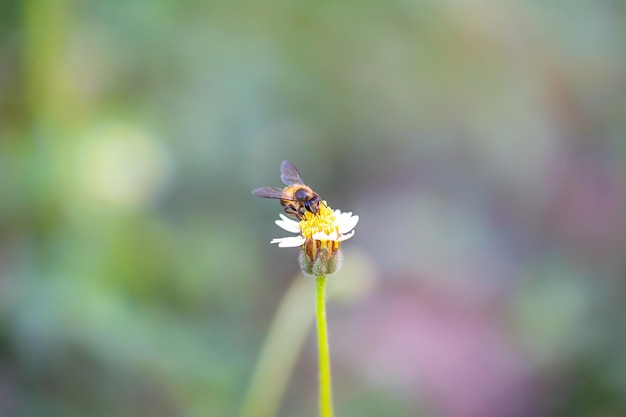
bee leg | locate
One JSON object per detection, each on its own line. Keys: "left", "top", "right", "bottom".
{"left": 283, "top": 205, "right": 299, "bottom": 219}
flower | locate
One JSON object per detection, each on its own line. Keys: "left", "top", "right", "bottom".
{"left": 270, "top": 202, "right": 359, "bottom": 275}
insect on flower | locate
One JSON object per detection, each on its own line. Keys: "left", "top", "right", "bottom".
{"left": 252, "top": 161, "right": 359, "bottom": 275}
{"left": 252, "top": 160, "right": 322, "bottom": 220}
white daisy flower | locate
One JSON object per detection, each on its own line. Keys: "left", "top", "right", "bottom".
{"left": 271, "top": 206, "right": 358, "bottom": 248}
{"left": 269, "top": 203, "right": 358, "bottom": 275}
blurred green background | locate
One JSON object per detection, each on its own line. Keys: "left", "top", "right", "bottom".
{"left": 1, "top": 1, "right": 626, "bottom": 416}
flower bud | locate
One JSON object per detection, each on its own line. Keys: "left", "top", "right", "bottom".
{"left": 299, "top": 246, "right": 343, "bottom": 276}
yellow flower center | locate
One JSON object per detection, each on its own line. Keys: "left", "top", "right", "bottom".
{"left": 299, "top": 202, "right": 338, "bottom": 239}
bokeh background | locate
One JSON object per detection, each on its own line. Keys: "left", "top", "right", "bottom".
{"left": 2, "top": 1, "right": 626, "bottom": 416}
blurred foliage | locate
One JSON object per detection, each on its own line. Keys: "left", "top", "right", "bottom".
{"left": 1, "top": 0, "right": 626, "bottom": 416}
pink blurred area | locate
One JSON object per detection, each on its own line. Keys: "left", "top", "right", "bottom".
{"left": 336, "top": 282, "right": 535, "bottom": 417}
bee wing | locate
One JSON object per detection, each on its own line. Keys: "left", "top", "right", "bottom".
{"left": 280, "top": 160, "right": 305, "bottom": 186}
{"left": 252, "top": 187, "right": 288, "bottom": 199}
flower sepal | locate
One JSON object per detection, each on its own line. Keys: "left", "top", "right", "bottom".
{"left": 299, "top": 246, "right": 344, "bottom": 277}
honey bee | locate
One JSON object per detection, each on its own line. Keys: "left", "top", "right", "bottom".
{"left": 252, "top": 160, "right": 322, "bottom": 220}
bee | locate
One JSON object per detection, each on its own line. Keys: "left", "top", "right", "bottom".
{"left": 252, "top": 160, "right": 322, "bottom": 220}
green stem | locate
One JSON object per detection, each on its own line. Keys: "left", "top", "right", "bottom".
{"left": 316, "top": 275, "right": 334, "bottom": 417}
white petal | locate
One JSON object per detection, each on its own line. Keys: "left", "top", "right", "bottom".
{"left": 270, "top": 236, "right": 306, "bottom": 247}
{"left": 275, "top": 214, "right": 301, "bottom": 233}
{"left": 279, "top": 213, "right": 294, "bottom": 222}
{"left": 336, "top": 230, "right": 355, "bottom": 242}
{"left": 338, "top": 214, "right": 359, "bottom": 234}
{"left": 333, "top": 210, "right": 352, "bottom": 224}
{"left": 313, "top": 230, "right": 338, "bottom": 241}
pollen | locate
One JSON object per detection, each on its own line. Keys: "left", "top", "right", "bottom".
{"left": 299, "top": 202, "right": 338, "bottom": 238}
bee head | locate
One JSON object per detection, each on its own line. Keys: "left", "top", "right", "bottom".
{"left": 305, "top": 196, "right": 321, "bottom": 215}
